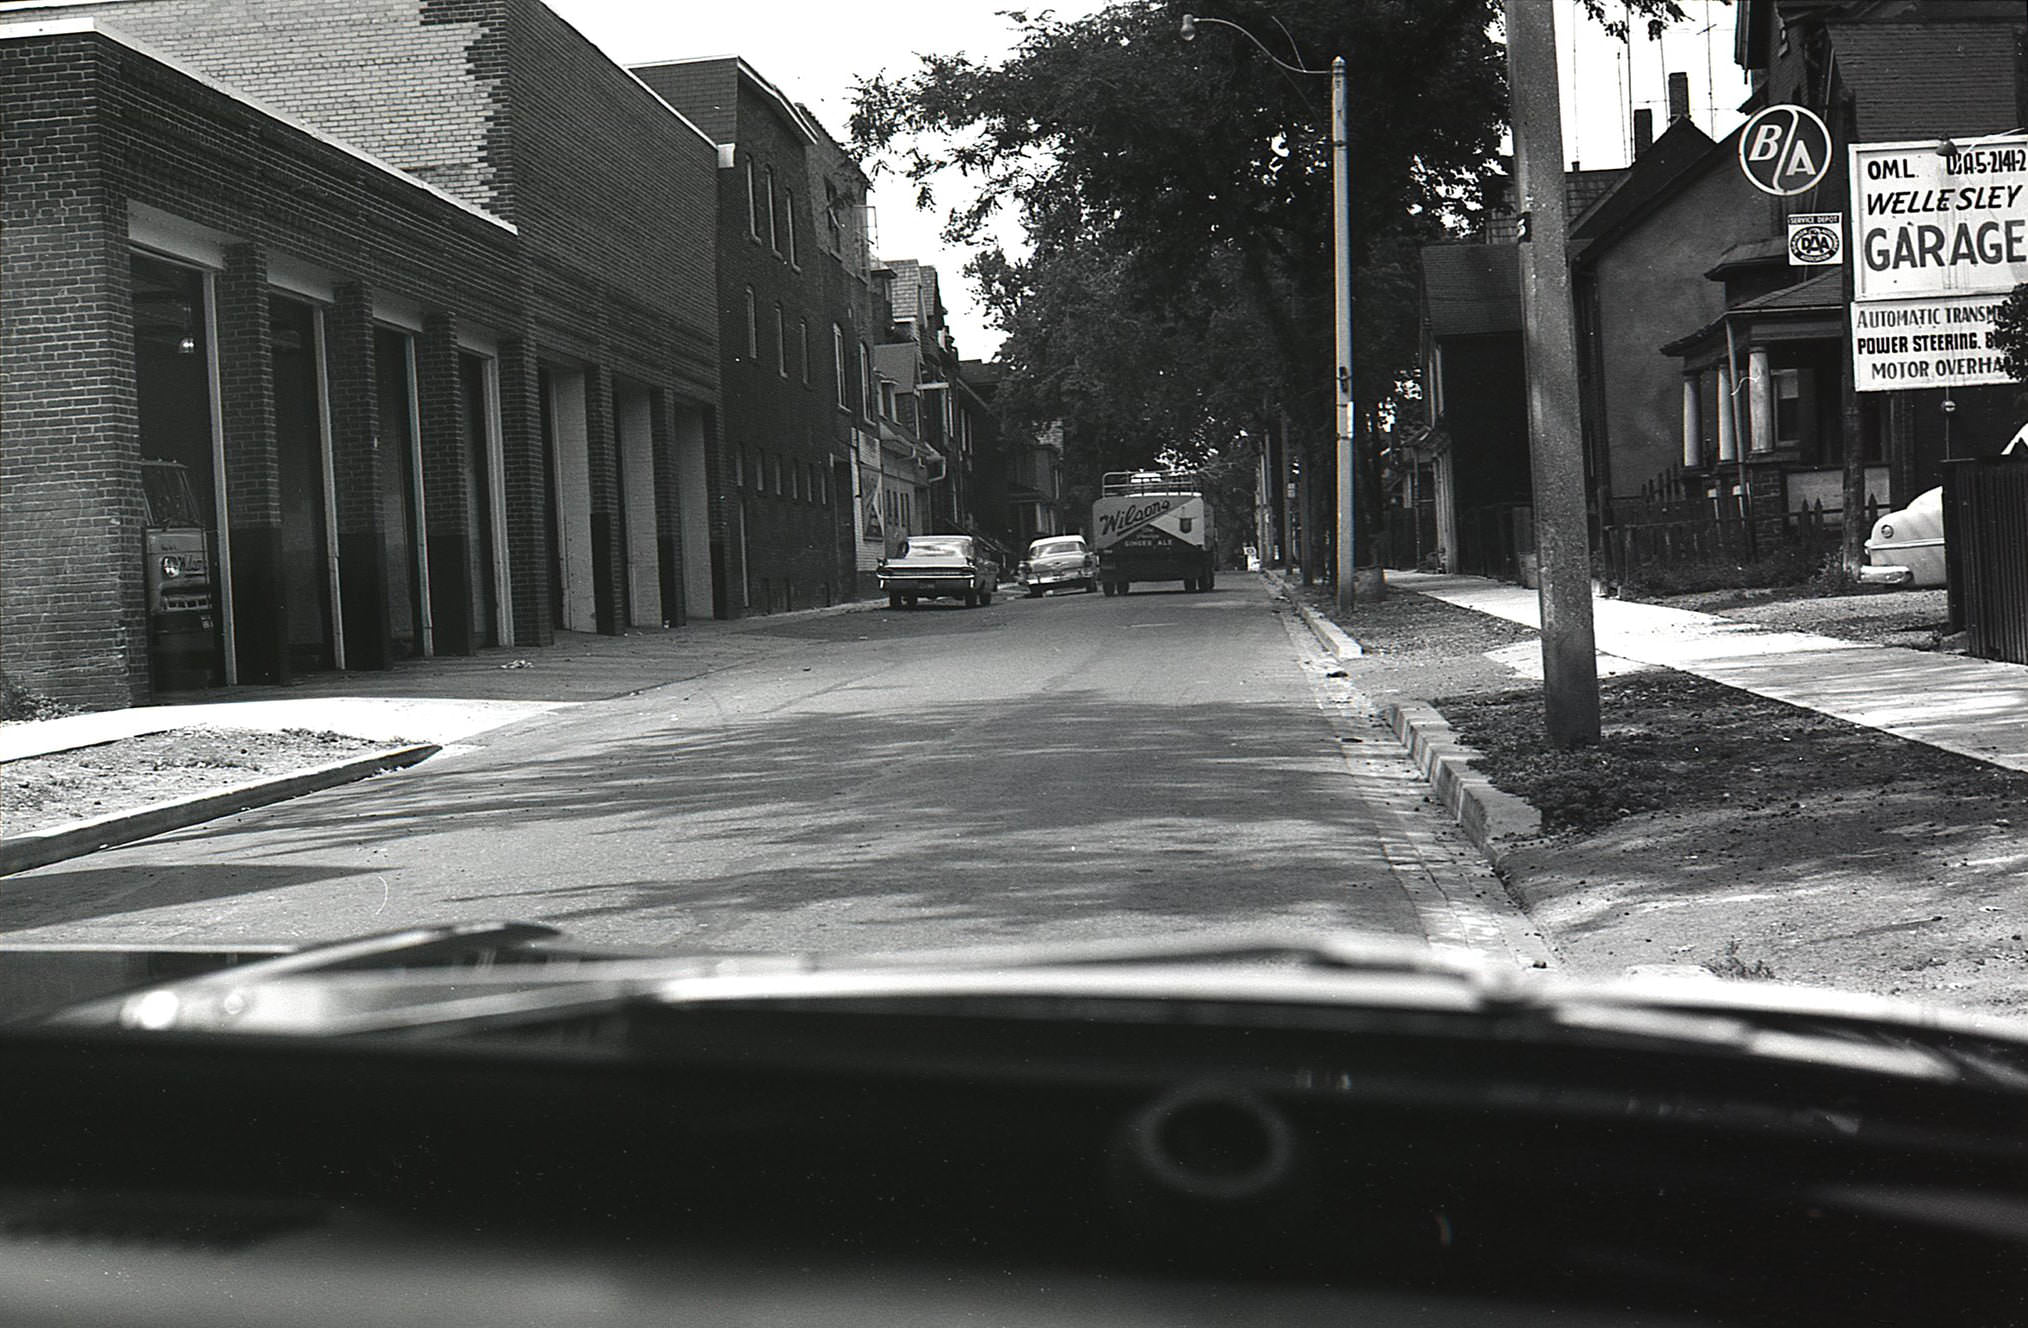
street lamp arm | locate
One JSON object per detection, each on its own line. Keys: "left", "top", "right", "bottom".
{"left": 1180, "top": 13, "right": 1327, "bottom": 77}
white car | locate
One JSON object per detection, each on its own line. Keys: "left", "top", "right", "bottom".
{"left": 1019, "top": 535, "right": 1098, "bottom": 596}
{"left": 1859, "top": 486, "right": 1946, "bottom": 588}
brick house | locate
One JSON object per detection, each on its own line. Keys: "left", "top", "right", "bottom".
{"left": 632, "top": 56, "right": 879, "bottom": 614}
{"left": 1, "top": 1, "right": 721, "bottom": 708}
{"left": 1410, "top": 0, "right": 2028, "bottom": 579}
{"left": 1668, "top": 0, "right": 2028, "bottom": 515}
{"left": 878, "top": 260, "right": 1008, "bottom": 565}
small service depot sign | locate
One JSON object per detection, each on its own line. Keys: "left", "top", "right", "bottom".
{"left": 1787, "top": 213, "right": 1843, "bottom": 266}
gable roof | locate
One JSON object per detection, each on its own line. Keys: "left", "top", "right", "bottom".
{"left": 1569, "top": 117, "right": 1723, "bottom": 259}
{"left": 1421, "top": 243, "right": 1520, "bottom": 339}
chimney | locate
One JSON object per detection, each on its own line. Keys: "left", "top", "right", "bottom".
{"left": 1667, "top": 72, "right": 1691, "bottom": 123}
{"left": 1634, "top": 108, "right": 1654, "bottom": 157}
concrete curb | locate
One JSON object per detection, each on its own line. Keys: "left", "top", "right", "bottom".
{"left": 1262, "top": 570, "right": 1363, "bottom": 662}
{"left": 0, "top": 743, "right": 440, "bottom": 877}
{"left": 1381, "top": 701, "right": 1541, "bottom": 866}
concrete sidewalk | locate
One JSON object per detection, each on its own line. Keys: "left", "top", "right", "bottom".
{"left": 1393, "top": 571, "right": 2028, "bottom": 774}
{"left": 1, "top": 597, "right": 888, "bottom": 762}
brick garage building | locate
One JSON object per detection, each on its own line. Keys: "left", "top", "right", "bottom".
{"left": 634, "top": 56, "right": 878, "bottom": 615}
{"left": 1, "top": 3, "right": 721, "bottom": 707}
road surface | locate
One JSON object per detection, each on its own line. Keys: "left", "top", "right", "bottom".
{"left": 0, "top": 579, "right": 1532, "bottom": 960}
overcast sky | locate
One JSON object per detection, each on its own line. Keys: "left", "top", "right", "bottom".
{"left": 545, "top": 0, "right": 1751, "bottom": 360}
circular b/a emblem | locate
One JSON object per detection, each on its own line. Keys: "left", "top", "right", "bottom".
{"left": 1789, "top": 223, "right": 1839, "bottom": 264}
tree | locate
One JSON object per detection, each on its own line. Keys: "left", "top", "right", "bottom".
{"left": 853, "top": 0, "right": 1693, "bottom": 570}
{"left": 1995, "top": 282, "right": 2028, "bottom": 387}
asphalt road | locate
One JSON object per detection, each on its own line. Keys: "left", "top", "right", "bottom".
{"left": 0, "top": 579, "right": 1526, "bottom": 958}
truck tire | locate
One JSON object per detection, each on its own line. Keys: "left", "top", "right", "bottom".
{"left": 888, "top": 592, "right": 904, "bottom": 609}
{"left": 964, "top": 590, "right": 980, "bottom": 608}
{"left": 981, "top": 587, "right": 994, "bottom": 606}
{"left": 1027, "top": 586, "right": 1043, "bottom": 598}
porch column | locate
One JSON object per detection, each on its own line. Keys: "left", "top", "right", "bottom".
{"left": 1681, "top": 376, "right": 1702, "bottom": 469}
{"left": 1747, "top": 348, "right": 1775, "bottom": 454}
{"left": 1716, "top": 366, "right": 1738, "bottom": 462}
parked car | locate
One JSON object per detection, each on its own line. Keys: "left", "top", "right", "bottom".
{"left": 1019, "top": 535, "right": 1098, "bottom": 596}
{"left": 1859, "top": 486, "right": 1946, "bottom": 588}
{"left": 877, "top": 535, "right": 998, "bottom": 608}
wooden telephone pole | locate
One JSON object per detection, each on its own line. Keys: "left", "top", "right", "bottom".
{"left": 1502, "top": 0, "right": 1601, "bottom": 748}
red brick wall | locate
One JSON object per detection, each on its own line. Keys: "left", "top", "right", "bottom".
{"left": 0, "top": 38, "right": 148, "bottom": 708}
{"left": 47, "top": 0, "right": 513, "bottom": 216}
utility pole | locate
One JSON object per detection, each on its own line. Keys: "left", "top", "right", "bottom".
{"left": 1502, "top": 0, "right": 1600, "bottom": 748}
{"left": 1330, "top": 56, "right": 1357, "bottom": 614}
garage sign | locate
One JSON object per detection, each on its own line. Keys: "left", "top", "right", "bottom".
{"left": 1850, "top": 136, "right": 2028, "bottom": 301}
{"left": 1850, "top": 294, "right": 2011, "bottom": 391}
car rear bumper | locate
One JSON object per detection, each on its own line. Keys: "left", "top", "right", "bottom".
{"left": 879, "top": 576, "right": 977, "bottom": 595}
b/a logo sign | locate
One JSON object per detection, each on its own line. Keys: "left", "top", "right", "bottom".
{"left": 1739, "top": 105, "right": 1834, "bottom": 197}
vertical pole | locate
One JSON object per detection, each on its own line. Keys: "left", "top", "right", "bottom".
{"left": 1332, "top": 56, "right": 1357, "bottom": 613}
{"left": 1502, "top": 0, "right": 1600, "bottom": 747}
{"left": 1839, "top": 131, "right": 1868, "bottom": 574}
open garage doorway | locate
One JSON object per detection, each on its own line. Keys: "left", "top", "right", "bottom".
{"left": 131, "top": 251, "right": 225, "bottom": 692}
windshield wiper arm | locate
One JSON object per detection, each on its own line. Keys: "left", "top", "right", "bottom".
{"left": 44, "top": 922, "right": 560, "bottom": 1030}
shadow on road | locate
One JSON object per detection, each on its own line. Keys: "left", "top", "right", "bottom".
{"left": 0, "top": 683, "right": 1423, "bottom": 944}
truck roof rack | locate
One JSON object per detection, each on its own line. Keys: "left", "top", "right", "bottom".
{"left": 1100, "top": 470, "right": 1202, "bottom": 496}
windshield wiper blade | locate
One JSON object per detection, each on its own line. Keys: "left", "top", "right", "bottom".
{"left": 44, "top": 922, "right": 560, "bottom": 1030}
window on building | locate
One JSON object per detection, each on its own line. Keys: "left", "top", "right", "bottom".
{"left": 745, "top": 288, "right": 759, "bottom": 363}
{"left": 775, "top": 305, "right": 788, "bottom": 378}
{"left": 766, "top": 167, "right": 779, "bottom": 252}
{"left": 799, "top": 319, "right": 810, "bottom": 385}
{"left": 784, "top": 190, "right": 798, "bottom": 265}
{"left": 834, "top": 325, "right": 848, "bottom": 409}
{"left": 745, "top": 159, "right": 759, "bottom": 238}
{"left": 861, "top": 344, "right": 875, "bottom": 418}
{"left": 1775, "top": 368, "right": 1811, "bottom": 451}
{"left": 735, "top": 449, "right": 747, "bottom": 488}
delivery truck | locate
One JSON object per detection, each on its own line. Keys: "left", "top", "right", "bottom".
{"left": 1089, "top": 470, "right": 1216, "bottom": 596}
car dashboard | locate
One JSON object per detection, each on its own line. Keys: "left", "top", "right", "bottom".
{"left": 3, "top": 979, "right": 2028, "bottom": 1328}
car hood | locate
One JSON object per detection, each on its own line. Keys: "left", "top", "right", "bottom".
{"left": 14, "top": 924, "right": 2028, "bottom": 1094}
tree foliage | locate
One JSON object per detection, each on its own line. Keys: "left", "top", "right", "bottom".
{"left": 1995, "top": 282, "right": 2028, "bottom": 385}
{"left": 851, "top": 0, "right": 1699, "bottom": 547}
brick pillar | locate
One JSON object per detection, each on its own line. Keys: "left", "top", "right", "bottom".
{"left": 417, "top": 312, "right": 474, "bottom": 656}
{"left": 328, "top": 282, "right": 392, "bottom": 670}
{"left": 705, "top": 408, "right": 740, "bottom": 619}
{"left": 584, "top": 364, "right": 623, "bottom": 636}
{"left": 216, "top": 244, "right": 290, "bottom": 685}
{"left": 650, "top": 388, "right": 686, "bottom": 627}
{"left": 497, "top": 335, "right": 551, "bottom": 649}
{"left": 0, "top": 39, "right": 147, "bottom": 708}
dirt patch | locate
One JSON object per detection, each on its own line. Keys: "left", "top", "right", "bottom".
{"left": 2, "top": 727, "right": 391, "bottom": 838}
{"left": 1285, "top": 572, "right": 2028, "bottom": 1017}
{"left": 1634, "top": 583, "right": 1956, "bottom": 650}
{"left": 1277, "top": 579, "right": 1539, "bottom": 707}
{"left": 1436, "top": 671, "right": 2028, "bottom": 1018}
